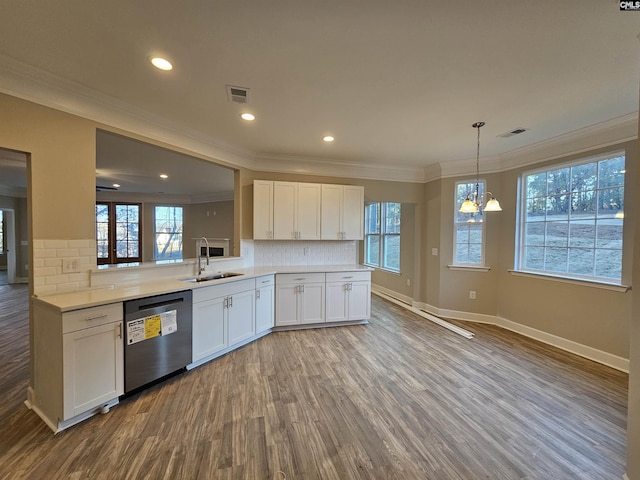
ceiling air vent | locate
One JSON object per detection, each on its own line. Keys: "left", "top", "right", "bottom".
{"left": 226, "top": 85, "right": 250, "bottom": 104}
{"left": 498, "top": 127, "right": 528, "bottom": 138}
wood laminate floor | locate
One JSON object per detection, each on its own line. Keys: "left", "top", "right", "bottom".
{"left": 0, "top": 283, "right": 628, "bottom": 479}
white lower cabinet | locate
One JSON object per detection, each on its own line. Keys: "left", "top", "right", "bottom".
{"left": 192, "top": 278, "right": 256, "bottom": 363}
{"left": 275, "top": 273, "right": 326, "bottom": 326}
{"left": 325, "top": 271, "right": 371, "bottom": 322}
{"left": 31, "top": 301, "right": 124, "bottom": 432}
{"left": 255, "top": 275, "right": 275, "bottom": 334}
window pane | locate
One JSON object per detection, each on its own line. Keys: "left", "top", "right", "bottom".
{"left": 456, "top": 225, "right": 469, "bottom": 243}
{"left": 568, "top": 248, "right": 594, "bottom": 275}
{"left": 384, "top": 203, "right": 401, "bottom": 234}
{"left": 365, "top": 203, "right": 380, "bottom": 234}
{"left": 598, "top": 156, "right": 625, "bottom": 189}
{"left": 468, "top": 244, "right": 482, "bottom": 264}
{"left": 547, "top": 168, "right": 570, "bottom": 195}
{"left": 525, "top": 223, "right": 545, "bottom": 247}
{"left": 544, "top": 247, "right": 568, "bottom": 273}
{"left": 597, "top": 188, "right": 624, "bottom": 218}
{"left": 571, "top": 163, "right": 597, "bottom": 192}
{"left": 545, "top": 222, "right": 568, "bottom": 247}
{"left": 524, "top": 247, "right": 544, "bottom": 270}
{"left": 518, "top": 153, "right": 624, "bottom": 283}
{"left": 468, "top": 224, "right": 482, "bottom": 244}
{"left": 595, "top": 249, "right": 622, "bottom": 279}
{"left": 455, "top": 244, "right": 469, "bottom": 264}
{"left": 569, "top": 221, "right": 595, "bottom": 248}
{"left": 596, "top": 221, "right": 623, "bottom": 249}
{"left": 366, "top": 235, "right": 379, "bottom": 266}
{"left": 383, "top": 235, "right": 400, "bottom": 271}
{"left": 526, "top": 173, "right": 547, "bottom": 198}
{"left": 155, "top": 206, "right": 183, "bottom": 259}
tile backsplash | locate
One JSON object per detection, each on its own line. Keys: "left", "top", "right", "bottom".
{"left": 252, "top": 240, "right": 358, "bottom": 266}
{"left": 33, "top": 239, "right": 95, "bottom": 295}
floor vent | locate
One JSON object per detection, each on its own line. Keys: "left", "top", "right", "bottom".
{"left": 226, "top": 85, "right": 250, "bottom": 104}
{"left": 498, "top": 127, "right": 528, "bottom": 138}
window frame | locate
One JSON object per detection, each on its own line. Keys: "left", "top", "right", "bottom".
{"left": 96, "top": 202, "right": 142, "bottom": 265}
{"left": 364, "top": 201, "right": 401, "bottom": 273}
{"left": 514, "top": 151, "right": 625, "bottom": 284}
{"left": 154, "top": 205, "right": 184, "bottom": 260}
{"left": 453, "top": 179, "right": 486, "bottom": 267}
{"left": 0, "top": 210, "right": 4, "bottom": 254}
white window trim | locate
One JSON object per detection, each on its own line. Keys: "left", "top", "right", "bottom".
{"left": 453, "top": 179, "right": 487, "bottom": 267}
{"left": 364, "top": 202, "right": 401, "bottom": 274}
{"left": 514, "top": 150, "right": 625, "bottom": 284}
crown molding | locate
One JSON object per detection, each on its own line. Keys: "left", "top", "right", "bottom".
{"left": 0, "top": 53, "right": 636, "bottom": 185}
{"left": 0, "top": 185, "right": 27, "bottom": 198}
{"left": 436, "top": 113, "right": 638, "bottom": 180}
{"left": 253, "top": 153, "right": 427, "bottom": 183}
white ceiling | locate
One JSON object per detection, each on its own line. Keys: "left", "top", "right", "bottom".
{"left": 0, "top": 1, "right": 638, "bottom": 182}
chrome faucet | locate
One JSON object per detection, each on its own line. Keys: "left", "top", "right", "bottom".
{"left": 198, "top": 237, "right": 210, "bottom": 276}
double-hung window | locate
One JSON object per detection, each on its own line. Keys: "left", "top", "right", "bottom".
{"left": 454, "top": 180, "right": 485, "bottom": 265}
{"left": 515, "top": 152, "right": 625, "bottom": 283}
{"left": 154, "top": 206, "right": 183, "bottom": 260}
{"left": 364, "top": 202, "right": 400, "bottom": 272}
{"left": 96, "top": 202, "right": 141, "bottom": 265}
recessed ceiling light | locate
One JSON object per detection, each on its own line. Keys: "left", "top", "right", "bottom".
{"left": 241, "top": 113, "right": 255, "bottom": 121}
{"left": 150, "top": 57, "right": 173, "bottom": 71}
{"left": 323, "top": 136, "right": 335, "bottom": 142}
{"left": 160, "top": 174, "right": 168, "bottom": 179}
{"left": 113, "top": 183, "right": 120, "bottom": 188}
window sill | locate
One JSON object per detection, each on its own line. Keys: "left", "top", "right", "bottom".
{"left": 508, "top": 270, "right": 631, "bottom": 292}
{"left": 447, "top": 265, "right": 491, "bottom": 272}
{"left": 364, "top": 264, "right": 400, "bottom": 275}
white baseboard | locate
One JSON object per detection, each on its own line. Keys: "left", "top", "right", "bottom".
{"left": 623, "top": 473, "right": 630, "bottom": 480}
{"left": 374, "top": 284, "right": 630, "bottom": 373}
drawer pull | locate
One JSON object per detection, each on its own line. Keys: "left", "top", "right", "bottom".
{"left": 85, "top": 314, "right": 108, "bottom": 322}
{"left": 261, "top": 280, "right": 270, "bottom": 284}
{"left": 294, "top": 277, "right": 306, "bottom": 281}
{"left": 343, "top": 276, "right": 354, "bottom": 279}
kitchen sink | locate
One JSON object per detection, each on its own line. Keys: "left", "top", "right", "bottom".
{"left": 183, "top": 272, "right": 244, "bottom": 283}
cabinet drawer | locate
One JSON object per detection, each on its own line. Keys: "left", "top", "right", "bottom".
{"left": 276, "top": 273, "right": 325, "bottom": 285}
{"left": 326, "top": 271, "right": 371, "bottom": 283}
{"left": 193, "top": 278, "right": 256, "bottom": 303}
{"left": 255, "top": 275, "right": 275, "bottom": 288}
{"left": 63, "top": 303, "right": 123, "bottom": 333}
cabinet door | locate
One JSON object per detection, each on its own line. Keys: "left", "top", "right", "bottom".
{"left": 325, "top": 282, "right": 349, "bottom": 322}
{"left": 349, "top": 281, "right": 371, "bottom": 320}
{"left": 62, "top": 322, "right": 123, "bottom": 420}
{"left": 321, "top": 184, "right": 343, "bottom": 240}
{"left": 273, "top": 181, "right": 297, "bottom": 239}
{"left": 296, "top": 183, "right": 321, "bottom": 240}
{"left": 253, "top": 180, "right": 274, "bottom": 239}
{"left": 275, "top": 284, "right": 300, "bottom": 326}
{"left": 256, "top": 285, "right": 275, "bottom": 334}
{"left": 192, "top": 296, "right": 227, "bottom": 362}
{"left": 342, "top": 185, "right": 364, "bottom": 240}
{"left": 300, "top": 282, "right": 325, "bottom": 324}
{"left": 228, "top": 289, "right": 255, "bottom": 346}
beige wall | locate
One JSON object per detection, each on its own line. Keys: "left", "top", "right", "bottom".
{"left": 626, "top": 87, "right": 640, "bottom": 480}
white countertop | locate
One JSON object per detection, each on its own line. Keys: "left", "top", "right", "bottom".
{"left": 34, "top": 264, "right": 372, "bottom": 312}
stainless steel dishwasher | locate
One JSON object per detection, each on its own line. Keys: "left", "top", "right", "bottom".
{"left": 123, "top": 290, "right": 192, "bottom": 393}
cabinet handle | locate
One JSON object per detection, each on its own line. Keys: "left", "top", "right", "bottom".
{"left": 343, "top": 276, "right": 354, "bottom": 279}
{"left": 256, "top": 289, "right": 261, "bottom": 299}
{"left": 229, "top": 296, "right": 233, "bottom": 308}
{"left": 261, "top": 280, "right": 270, "bottom": 284}
{"left": 85, "top": 314, "right": 108, "bottom": 322}
{"left": 300, "top": 285, "right": 305, "bottom": 293}
{"left": 223, "top": 297, "right": 228, "bottom": 309}
{"left": 117, "top": 323, "right": 122, "bottom": 339}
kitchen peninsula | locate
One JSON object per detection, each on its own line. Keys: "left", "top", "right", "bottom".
{"left": 28, "top": 262, "right": 371, "bottom": 433}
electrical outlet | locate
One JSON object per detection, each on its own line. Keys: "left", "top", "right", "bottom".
{"left": 432, "top": 248, "right": 438, "bottom": 256}
{"left": 469, "top": 290, "right": 476, "bottom": 300}
{"left": 406, "top": 278, "right": 411, "bottom": 286}
{"left": 62, "top": 257, "right": 80, "bottom": 273}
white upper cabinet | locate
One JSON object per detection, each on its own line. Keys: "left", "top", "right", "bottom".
{"left": 254, "top": 180, "right": 363, "bottom": 241}
{"left": 253, "top": 180, "right": 274, "bottom": 240}
{"left": 321, "top": 184, "right": 364, "bottom": 240}
{"left": 273, "top": 181, "right": 321, "bottom": 240}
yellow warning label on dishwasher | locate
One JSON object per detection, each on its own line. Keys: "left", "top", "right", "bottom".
{"left": 144, "top": 314, "right": 162, "bottom": 339}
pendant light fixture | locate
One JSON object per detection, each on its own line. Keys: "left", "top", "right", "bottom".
{"left": 459, "top": 122, "right": 502, "bottom": 213}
